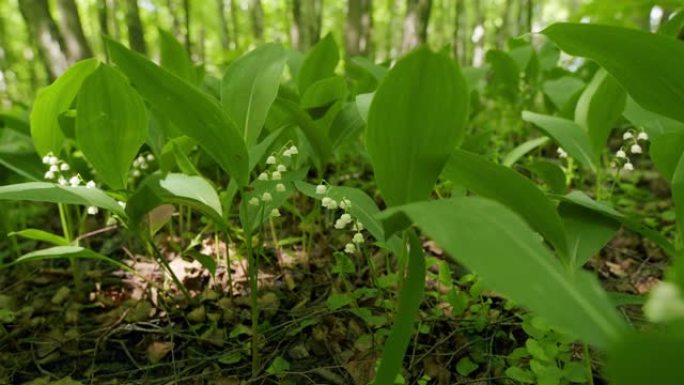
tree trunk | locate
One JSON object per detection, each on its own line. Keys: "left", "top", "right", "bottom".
{"left": 125, "top": 0, "right": 147, "bottom": 54}
{"left": 98, "top": 0, "right": 109, "bottom": 37}
{"left": 250, "top": 0, "right": 264, "bottom": 42}
{"left": 216, "top": 0, "right": 232, "bottom": 50}
{"left": 229, "top": 0, "right": 240, "bottom": 49}
{"left": 291, "top": 0, "right": 323, "bottom": 50}
{"left": 18, "top": 0, "right": 69, "bottom": 81}
{"left": 401, "top": 0, "right": 432, "bottom": 53}
{"left": 471, "top": 0, "right": 485, "bottom": 66}
{"left": 56, "top": 0, "right": 92, "bottom": 62}
{"left": 452, "top": 0, "right": 465, "bottom": 63}
{"left": 345, "top": 0, "right": 372, "bottom": 57}
{"left": 183, "top": 0, "right": 191, "bottom": 55}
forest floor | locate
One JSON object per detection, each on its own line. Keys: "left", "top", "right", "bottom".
{"left": 0, "top": 170, "right": 671, "bottom": 385}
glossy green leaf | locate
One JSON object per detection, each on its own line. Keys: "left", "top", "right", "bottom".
{"left": 30, "top": 58, "right": 98, "bottom": 155}
{"left": 559, "top": 202, "right": 619, "bottom": 269}
{"left": 367, "top": 47, "right": 468, "bottom": 207}
{"left": 443, "top": 149, "right": 568, "bottom": 255}
{"left": 543, "top": 23, "right": 684, "bottom": 124}
{"left": 76, "top": 64, "right": 148, "bottom": 190}
{"left": 159, "top": 29, "right": 197, "bottom": 84}
{"left": 523, "top": 111, "right": 597, "bottom": 171}
{"left": 379, "top": 197, "right": 627, "bottom": 348}
{"left": 221, "top": 43, "right": 286, "bottom": 146}
{"left": 609, "top": 330, "right": 684, "bottom": 385}
{"left": 672, "top": 152, "right": 684, "bottom": 243}
{"left": 0, "top": 182, "right": 125, "bottom": 216}
{"left": 651, "top": 132, "right": 684, "bottom": 182}
{"left": 374, "top": 232, "right": 425, "bottom": 385}
{"left": 502, "top": 137, "right": 549, "bottom": 167}
{"left": 526, "top": 160, "right": 567, "bottom": 195}
{"left": 0, "top": 245, "right": 133, "bottom": 272}
{"left": 329, "top": 102, "right": 364, "bottom": 149}
{"left": 106, "top": 38, "right": 249, "bottom": 187}
{"left": 623, "top": 97, "right": 684, "bottom": 139}
{"left": 542, "top": 76, "right": 585, "bottom": 113}
{"left": 485, "top": 49, "right": 519, "bottom": 102}
{"left": 574, "top": 69, "right": 626, "bottom": 154}
{"left": 300, "top": 76, "right": 348, "bottom": 109}
{"left": 298, "top": 33, "right": 339, "bottom": 94}
{"left": 8, "top": 229, "right": 69, "bottom": 246}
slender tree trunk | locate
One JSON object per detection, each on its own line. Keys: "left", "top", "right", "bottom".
{"left": 166, "top": 0, "right": 182, "bottom": 42}
{"left": 183, "top": 0, "right": 191, "bottom": 55}
{"left": 98, "top": 0, "right": 109, "bottom": 38}
{"left": 345, "top": 0, "right": 372, "bottom": 57}
{"left": 250, "top": 0, "right": 265, "bottom": 42}
{"left": 291, "top": 0, "right": 322, "bottom": 50}
{"left": 56, "top": 0, "right": 92, "bottom": 62}
{"left": 401, "top": 0, "right": 432, "bottom": 53}
{"left": 230, "top": 0, "right": 240, "bottom": 49}
{"left": 496, "top": 0, "right": 512, "bottom": 48}
{"left": 216, "top": 0, "right": 232, "bottom": 50}
{"left": 18, "top": 0, "right": 69, "bottom": 81}
{"left": 125, "top": 0, "right": 147, "bottom": 54}
{"left": 471, "top": 0, "right": 485, "bottom": 66}
{"left": 452, "top": 0, "right": 464, "bottom": 63}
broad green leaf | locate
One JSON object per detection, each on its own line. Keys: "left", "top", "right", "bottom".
{"left": 574, "top": 69, "right": 626, "bottom": 154}
{"left": 559, "top": 202, "right": 619, "bottom": 269}
{"left": 355, "top": 92, "right": 373, "bottom": 123}
{"left": 553, "top": 191, "right": 676, "bottom": 257}
{"left": 623, "top": 97, "right": 684, "bottom": 139}
{"left": 443, "top": 149, "right": 568, "bottom": 256}
{"left": 0, "top": 245, "right": 133, "bottom": 273}
{"left": 300, "top": 76, "right": 348, "bottom": 109}
{"left": 608, "top": 330, "right": 684, "bottom": 385}
{"left": 0, "top": 182, "right": 125, "bottom": 216}
{"left": 367, "top": 47, "right": 468, "bottom": 207}
{"left": 374, "top": 232, "right": 425, "bottom": 385}
{"left": 298, "top": 33, "right": 339, "bottom": 94}
{"left": 672, "top": 152, "right": 684, "bottom": 243}
{"left": 651, "top": 132, "right": 684, "bottom": 182}
{"left": 526, "top": 160, "right": 567, "bottom": 195}
{"left": 542, "top": 23, "right": 684, "bottom": 124}
{"left": 379, "top": 197, "right": 627, "bottom": 348}
{"left": 126, "top": 173, "right": 225, "bottom": 231}
{"left": 542, "top": 76, "right": 585, "bottom": 114}
{"left": 8, "top": 229, "right": 69, "bottom": 246}
{"left": 502, "top": 137, "right": 549, "bottom": 167}
{"left": 221, "top": 43, "right": 286, "bottom": 146}
{"left": 658, "top": 10, "right": 684, "bottom": 37}
{"left": 159, "top": 29, "right": 197, "bottom": 84}
{"left": 76, "top": 64, "right": 148, "bottom": 190}
{"left": 329, "top": 102, "right": 364, "bottom": 149}
{"left": 271, "top": 97, "right": 331, "bottom": 170}
{"left": 523, "top": 111, "right": 597, "bottom": 171}
{"left": 106, "top": 38, "right": 249, "bottom": 187}
{"left": 485, "top": 49, "right": 519, "bottom": 102}
{"left": 30, "top": 58, "right": 98, "bottom": 155}
{"left": 0, "top": 111, "right": 30, "bottom": 135}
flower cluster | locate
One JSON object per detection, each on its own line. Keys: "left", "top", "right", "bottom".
{"left": 248, "top": 145, "right": 298, "bottom": 218}
{"left": 131, "top": 153, "right": 155, "bottom": 178}
{"left": 315, "top": 182, "right": 365, "bottom": 254}
{"left": 613, "top": 130, "right": 648, "bottom": 171}
{"left": 42, "top": 152, "right": 99, "bottom": 215}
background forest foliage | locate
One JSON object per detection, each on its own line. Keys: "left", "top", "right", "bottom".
{"left": 1, "top": 0, "right": 682, "bottom": 106}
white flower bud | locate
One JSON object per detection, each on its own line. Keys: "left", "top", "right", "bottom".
{"left": 637, "top": 132, "right": 649, "bottom": 141}
{"left": 322, "top": 197, "right": 338, "bottom": 210}
{"left": 616, "top": 149, "right": 627, "bottom": 159}
{"left": 48, "top": 156, "right": 58, "bottom": 166}
{"left": 352, "top": 233, "right": 364, "bottom": 244}
{"left": 44, "top": 171, "right": 55, "bottom": 180}
{"left": 276, "top": 164, "right": 287, "bottom": 172}
{"left": 557, "top": 147, "right": 567, "bottom": 158}
{"left": 340, "top": 213, "right": 352, "bottom": 223}
{"left": 146, "top": 154, "right": 155, "bottom": 162}
{"left": 339, "top": 198, "right": 352, "bottom": 210}
{"left": 58, "top": 177, "right": 67, "bottom": 186}
{"left": 59, "top": 163, "right": 70, "bottom": 171}
{"left": 344, "top": 243, "right": 356, "bottom": 254}
{"left": 69, "top": 176, "right": 80, "bottom": 186}
{"left": 271, "top": 171, "right": 282, "bottom": 180}
{"left": 49, "top": 165, "right": 59, "bottom": 172}
{"left": 261, "top": 192, "right": 272, "bottom": 202}
{"left": 282, "top": 149, "right": 292, "bottom": 157}
{"left": 288, "top": 145, "right": 298, "bottom": 155}
{"left": 266, "top": 155, "right": 277, "bottom": 165}
{"left": 86, "top": 206, "right": 99, "bottom": 215}
{"left": 630, "top": 144, "right": 642, "bottom": 154}
{"left": 353, "top": 222, "right": 364, "bottom": 231}
{"left": 117, "top": 201, "right": 126, "bottom": 208}
{"left": 334, "top": 219, "right": 347, "bottom": 229}
{"left": 249, "top": 197, "right": 260, "bottom": 206}
{"left": 132, "top": 169, "right": 141, "bottom": 177}
{"left": 315, "top": 184, "right": 327, "bottom": 194}
{"left": 42, "top": 155, "right": 51, "bottom": 164}
{"left": 623, "top": 162, "right": 634, "bottom": 171}
{"left": 623, "top": 132, "right": 633, "bottom": 140}
{"left": 258, "top": 172, "right": 269, "bottom": 181}
{"left": 270, "top": 208, "right": 281, "bottom": 217}
{"left": 86, "top": 180, "right": 96, "bottom": 189}
{"left": 276, "top": 183, "right": 286, "bottom": 192}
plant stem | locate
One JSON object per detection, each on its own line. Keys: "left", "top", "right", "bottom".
{"left": 584, "top": 343, "right": 595, "bottom": 385}
{"left": 59, "top": 203, "right": 81, "bottom": 294}
{"left": 148, "top": 240, "right": 192, "bottom": 302}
